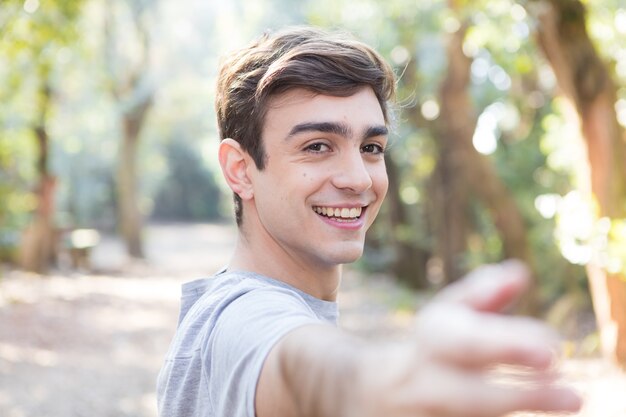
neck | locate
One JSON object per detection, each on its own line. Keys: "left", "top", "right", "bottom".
{"left": 227, "top": 230, "right": 342, "bottom": 302}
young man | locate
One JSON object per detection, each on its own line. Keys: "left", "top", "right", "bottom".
{"left": 157, "top": 27, "right": 582, "bottom": 417}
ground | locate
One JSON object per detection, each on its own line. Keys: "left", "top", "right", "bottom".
{"left": 0, "top": 223, "right": 625, "bottom": 417}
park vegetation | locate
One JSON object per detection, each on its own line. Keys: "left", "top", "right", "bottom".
{"left": 1, "top": 0, "right": 625, "bottom": 366}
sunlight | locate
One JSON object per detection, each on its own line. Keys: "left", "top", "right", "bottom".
{"left": 555, "top": 191, "right": 595, "bottom": 265}
{"left": 497, "top": 101, "right": 521, "bottom": 132}
{"left": 472, "top": 107, "right": 500, "bottom": 155}
{"left": 488, "top": 65, "right": 512, "bottom": 91}
{"left": 616, "top": 9, "right": 626, "bottom": 34}
{"left": 617, "top": 59, "right": 626, "bottom": 81}
{"left": 23, "top": 0, "right": 39, "bottom": 14}
{"left": 471, "top": 57, "right": 490, "bottom": 83}
{"left": 341, "top": 2, "right": 376, "bottom": 24}
{"left": 400, "top": 186, "right": 420, "bottom": 205}
{"left": 463, "top": 42, "right": 479, "bottom": 59}
{"left": 538, "top": 64, "right": 557, "bottom": 90}
{"left": 473, "top": 127, "right": 497, "bottom": 155}
{"left": 534, "top": 193, "right": 560, "bottom": 219}
{"left": 172, "top": 19, "right": 195, "bottom": 42}
{"left": 390, "top": 46, "right": 410, "bottom": 65}
{"left": 443, "top": 16, "right": 461, "bottom": 33}
{"left": 560, "top": 241, "right": 592, "bottom": 265}
{"left": 616, "top": 99, "right": 626, "bottom": 128}
{"left": 512, "top": 22, "right": 529, "bottom": 40}
{"left": 420, "top": 99, "right": 440, "bottom": 121}
{"left": 590, "top": 19, "right": 615, "bottom": 42}
{"left": 510, "top": 4, "right": 527, "bottom": 21}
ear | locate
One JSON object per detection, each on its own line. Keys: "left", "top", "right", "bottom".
{"left": 218, "top": 138, "right": 254, "bottom": 200}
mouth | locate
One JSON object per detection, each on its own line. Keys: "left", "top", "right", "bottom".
{"left": 312, "top": 205, "right": 366, "bottom": 223}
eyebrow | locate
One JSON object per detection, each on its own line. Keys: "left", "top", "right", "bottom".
{"left": 363, "top": 125, "right": 389, "bottom": 139}
{"left": 285, "top": 121, "right": 388, "bottom": 140}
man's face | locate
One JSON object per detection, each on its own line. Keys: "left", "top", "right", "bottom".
{"left": 246, "top": 86, "right": 389, "bottom": 269}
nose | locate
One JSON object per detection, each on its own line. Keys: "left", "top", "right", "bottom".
{"left": 331, "top": 151, "right": 373, "bottom": 193}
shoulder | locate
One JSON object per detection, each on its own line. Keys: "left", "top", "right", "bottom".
{"left": 210, "top": 271, "right": 325, "bottom": 329}
{"left": 169, "top": 270, "right": 337, "bottom": 360}
{"left": 181, "top": 271, "right": 325, "bottom": 338}
{"left": 195, "top": 270, "right": 336, "bottom": 321}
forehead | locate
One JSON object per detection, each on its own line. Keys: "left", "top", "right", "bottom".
{"left": 262, "top": 87, "right": 386, "bottom": 139}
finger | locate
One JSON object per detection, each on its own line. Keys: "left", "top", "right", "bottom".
{"left": 416, "top": 304, "right": 560, "bottom": 370}
{"left": 413, "top": 365, "right": 582, "bottom": 417}
{"left": 499, "top": 385, "right": 582, "bottom": 416}
{"left": 453, "top": 382, "right": 582, "bottom": 417}
{"left": 435, "top": 260, "right": 530, "bottom": 313}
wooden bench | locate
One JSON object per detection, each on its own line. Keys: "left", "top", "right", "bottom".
{"left": 62, "top": 228, "right": 101, "bottom": 270}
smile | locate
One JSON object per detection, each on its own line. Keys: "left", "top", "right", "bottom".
{"left": 312, "top": 206, "right": 363, "bottom": 221}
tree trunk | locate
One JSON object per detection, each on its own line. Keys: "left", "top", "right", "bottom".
{"left": 19, "top": 80, "right": 57, "bottom": 273}
{"left": 434, "top": 21, "right": 534, "bottom": 289}
{"left": 117, "top": 108, "right": 147, "bottom": 258}
{"left": 104, "top": 1, "right": 155, "bottom": 259}
{"left": 385, "top": 154, "right": 430, "bottom": 289}
{"left": 532, "top": 0, "right": 626, "bottom": 366}
{"left": 429, "top": 125, "right": 470, "bottom": 283}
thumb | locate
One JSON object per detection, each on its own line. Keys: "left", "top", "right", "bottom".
{"left": 434, "top": 260, "right": 531, "bottom": 313}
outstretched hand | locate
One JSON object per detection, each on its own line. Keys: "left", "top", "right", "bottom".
{"left": 418, "top": 260, "right": 556, "bottom": 370}
{"left": 257, "top": 261, "right": 582, "bottom": 417}
{"left": 357, "top": 260, "right": 582, "bottom": 417}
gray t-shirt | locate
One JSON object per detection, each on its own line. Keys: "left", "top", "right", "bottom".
{"left": 157, "top": 270, "right": 339, "bottom": 417}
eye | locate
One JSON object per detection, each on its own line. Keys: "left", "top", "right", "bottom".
{"left": 361, "top": 143, "right": 385, "bottom": 154}
{"left": 305, "top": 142, "right": 331, "bottom": 153}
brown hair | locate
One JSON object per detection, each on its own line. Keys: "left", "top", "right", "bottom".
{"left": 215, "top": 26, "right": 396, "bottom": 226}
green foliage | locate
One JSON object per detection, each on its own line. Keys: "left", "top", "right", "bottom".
{"left": 553, "top": 194, "right": 626, "bottom": 277}
{"left": 606, "top": 220, "right": 626, "bottom": 276}
{"left": 0, "top": 0, "right": 86, "bottom": 258}
{"left": 0, "top": 0, "right": 83, "bottom": 70}
{"left": 1, "top": 0, "right": 623, "bottom": 303}
{"left": 303, "top": 0, "right": 626, "bottom": 303}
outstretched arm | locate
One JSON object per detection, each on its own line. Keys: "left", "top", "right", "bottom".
{"left": 255, "top": 260, "right": 582, "bottom": 417}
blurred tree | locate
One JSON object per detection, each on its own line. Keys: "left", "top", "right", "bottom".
{"left": 527, "top": 0, "right": 626, "bottom": 365}
{"left": 103, "top": 0, "right": 157, "bottom": 258}
{"left": 151, "top": 140, "right": 223, "bottom": 222}
{"left": 384, "top": 152, "right": 430, "bottom": 288}
{"left": 1, "top": 0, "right": 84, "bottom": 272}
{"left": 3, "top": 0, "right": 618, "bottom": 333}
{"left": 18, "top": 70, "right": 57, "bottom": 273}
{"left": 306, "top": 0, "right": 588, "bottom": 309}
{"left": 430, "top": 3, "right": 532, "bottom": 299}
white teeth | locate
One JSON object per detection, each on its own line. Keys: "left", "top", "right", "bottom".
{"left": 313, "top": 206, "right": 363, "bottom": 219}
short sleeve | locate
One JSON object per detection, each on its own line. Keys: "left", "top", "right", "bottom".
{"left": 205, "top": 287, "right": 323, "bottom": 417}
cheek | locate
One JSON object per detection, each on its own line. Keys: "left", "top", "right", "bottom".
{"left": 372, "top": 166, "right": 389, "bottom": 198}
{"left": 300, "top": 167, "right": 330, "bottom": 185}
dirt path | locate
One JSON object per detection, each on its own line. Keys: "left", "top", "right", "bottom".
{"left": 0, "top": 223, "right": 624, "bottom": 417}
{"left": 0, "top": 223, "right": 235, "bottom": 417}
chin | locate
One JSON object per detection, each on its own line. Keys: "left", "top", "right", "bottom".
{"left": 325, "top": 243, "right": 364, "bottom": 265}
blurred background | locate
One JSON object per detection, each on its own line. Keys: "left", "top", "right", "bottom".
{"left": 1, "top": 0, "right": 626, "bottom": 416}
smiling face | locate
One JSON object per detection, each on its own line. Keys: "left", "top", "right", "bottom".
{"left": 243, "top": 86, "right": 389, "bottom": 270}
